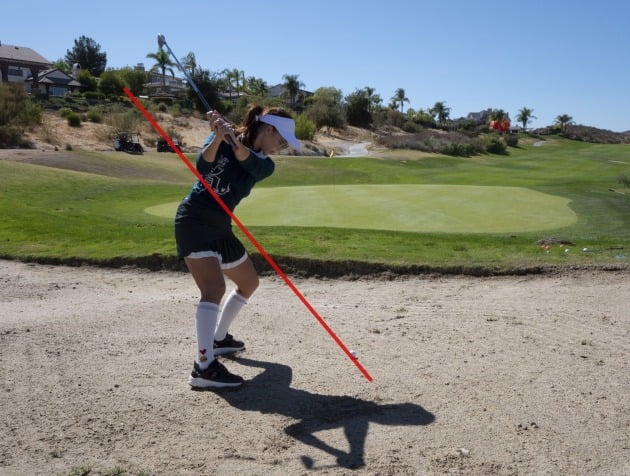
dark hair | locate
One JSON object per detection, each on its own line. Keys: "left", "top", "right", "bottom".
{"left": 237, "top": 104, "right": 293, "bottom": 148}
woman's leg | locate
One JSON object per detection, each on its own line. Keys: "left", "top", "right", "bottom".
{"left": 184, "top": 256, "right": 243, "bottom": 388}
{"left": 184, "top": 256, "right": 224, "bottom": 368}
{"left": 184, "top": 256, "right": 226, "bottom": 304}
{"left": 223, "top": 256, "right": 259, "bottom": 298}
{"left": 214, "top": 257, "right": 259, "bottom": 345}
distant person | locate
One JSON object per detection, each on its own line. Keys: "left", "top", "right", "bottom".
{"left": 174, "top": 105, "right": 300, "bottom": 389}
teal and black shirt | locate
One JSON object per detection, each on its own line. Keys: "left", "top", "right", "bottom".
{"left": 176, "top": 133, "right": 275, "bottom": 230}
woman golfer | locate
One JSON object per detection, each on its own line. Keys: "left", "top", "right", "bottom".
{"left": 175, "top": 105, "right": 300, "bottom": 388}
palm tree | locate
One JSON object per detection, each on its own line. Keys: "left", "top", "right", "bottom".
{"left": 181, "top": 52, "right": 197, "bottom": 76}
{"left": 221, "top": 68, "right": 245, "bottom": 101}
{"left": 391, "top": 88, "right": 410, "bottom": 114}
{"left": 431, "top": 101, "right": 451, "bottom": 126}
{"left": 146, "top": 48, "right": 175, "bottom": 87}
{"left": 489, "top": 109, "right": 509, "bottom": 122}
{"left": 282, "top": 74, "right": 304, "bottom": 109}
{"left": 555, "top": 114, "right": 574, "bottom": 132}
{"left": 245, "top": 77, "right": 268, "bottom": 97}
{"left": 516, "top": 107, "right": 536, "bottom": 131}
{"left": 364, "top": 86, "right": 381, "bottom": 112}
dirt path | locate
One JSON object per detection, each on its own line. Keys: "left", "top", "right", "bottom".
{"left": 1, "top": 260, "right": 628, "bottom": 475}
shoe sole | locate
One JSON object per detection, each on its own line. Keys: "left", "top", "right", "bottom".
{"left": 188, "top": 376, "right": 243, "bottom": 388}
{"left": 214, "top": 346, "right": 245, "bottom": 356}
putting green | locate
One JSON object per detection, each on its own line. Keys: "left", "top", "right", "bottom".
{"left": 145, "top": 184, "right": 577, "bottom": 233}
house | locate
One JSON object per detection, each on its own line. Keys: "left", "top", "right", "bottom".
{"left": 26, "top": 68, "right": 83, "bottom": 96}
{"left": 139, "top": 63, "right": 187, "bottom": 98}
{"left": 466, "top": 108, "right": 493, "bottom": 125}
{"left": 267, "top": 83, "right": 313, "bottom": 102}
{"left": 0, "top": 42, "right": 51, "bottom": 92}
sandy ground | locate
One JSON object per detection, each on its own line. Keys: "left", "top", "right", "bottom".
{"left": 13, "top": 111, "right": 377, "bottom": 158}
{"left": 1, "top": 260, "right": 628, "bottom": 475}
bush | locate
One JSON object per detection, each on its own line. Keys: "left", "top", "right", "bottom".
{"left": 58, "top": 107, "right": 74, "bottom": 118}
{"left": 66, "top": 112, "right": 82, "bottom": 127}
{"left": 0, "top": 83, "right": 42, "bottom": 146}
{"left": 401, "top": 121, "right": 421, "bottom": 133}
{"left": 87, "top": 109, "right": 103, "bottom": 123}
{"left": 105, "top": 106, "right": 142, "bottom": 134}
{"left": 98, "top": 70, "right": 125, "bottom": 97}
{"left": 295, "top": 114, "right": 316, "bottom": 141}
{"left": 85, "top": 91, "right": 105, "bottom": 102}
{"left": 374, "top": 128, "right": 488, "bottom": 157}
{"left": 504, "top": 134, "right": 519, "bottom": 147}
{"left": 77, "top": 69, "right": 98, "bottom": 92}
{"left": 0, "top": 125, "right": 21, "bottom": 147}
{"left": 484, "top": 136, "right": 507, "bottom": 154}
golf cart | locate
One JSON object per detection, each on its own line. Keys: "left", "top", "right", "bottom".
{"left": 113, "top": 131, "right": 144, "bottom": 154}
{"left": 157, "top": 137, "right": 184, "bottom": 153}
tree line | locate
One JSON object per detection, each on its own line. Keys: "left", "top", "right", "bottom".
{"left": 53, "top": 36, "right": 575, "bottom": 135}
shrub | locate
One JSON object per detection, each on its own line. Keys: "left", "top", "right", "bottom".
{"left": 98, "top": 70, "right": 125, "bottom": 97}
{"left": 169, "top": 103, "right": 183, "bottom": 117}
{"left": 504, "top": 134, "right": 519, "bottom": 147}
{"left": 87, "top": 109, "right": 103, "bottom": 123}
{"left": 77, "top": 69, "right": 98, "bottom": 92}
{"left": 58, "top": 107, "right": 74, "bottom": 118}
{"left": 484, "top": 136, "right": 507, "bottom": 154}
{"left": 105, "top": 108, "right": 141, "bottom": 134}
{"left": 17, "top": 100, "right": 43, "bottom": 128}
{"left": 295, "top": 113, "right": 316, "bottom": 141}
{"left": 0, "top": 126, "right": 21, "bottom": 147}
{"left": 401, "top": 121, "right": 421, "bottom": 133}
{"left": 0, "top": 83, "right": 42, "bottom": 146}
{"left": 165, "top": 127, "right": 183, "bottom": 143}
{"left": 66, "top": 112, "right": 82, "bottom": 127}
{"left": 85, "top": 91, "right": 105, "bottom": 102}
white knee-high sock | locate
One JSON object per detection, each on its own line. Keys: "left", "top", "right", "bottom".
{"left": 215, "top": 290, "right": 248, "bottom": 341}
{"left": 195, "top": 301, "right": 219, "bottom": 369}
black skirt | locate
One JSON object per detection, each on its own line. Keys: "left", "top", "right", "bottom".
{"left": 174, "top": 198, "right": 247, "bottom": 266}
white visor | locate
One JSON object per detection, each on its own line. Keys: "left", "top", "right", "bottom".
{"left": 259, "top": 114, "right": 301, "bottom": 149}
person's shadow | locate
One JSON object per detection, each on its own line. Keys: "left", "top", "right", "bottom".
{"left": 209, "top": 356, "right": 435, "bottom": 470}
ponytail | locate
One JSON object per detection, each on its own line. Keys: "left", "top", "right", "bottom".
{"left": 237, "top": 104, "right": 294, "bottom": 149}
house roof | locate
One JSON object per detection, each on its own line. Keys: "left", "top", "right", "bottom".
{"left": 0, "top": 43, "right": 51, "bottom": 66}
{"left": 267, "top": 84, "right": 313, "bottom": 97}
{"left": 26, "top": 69, "right": 83, "bottom": 87}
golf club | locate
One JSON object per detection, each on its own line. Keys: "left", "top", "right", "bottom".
{"left": 157, "top": 33, "right": 236, "bottom": 147}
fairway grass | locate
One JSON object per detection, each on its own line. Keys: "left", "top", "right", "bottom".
{"left": 1, "top": 138, "right": 629, "bottom": 273}
{"left": 145, "top": 184, "right": 577, "bottom": 233}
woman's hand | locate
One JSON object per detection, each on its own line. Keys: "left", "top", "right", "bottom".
{"left": 207, "top": 111, "right": 240, "bottom": 149}
{"left": 206, "top": 110, "right": 249, "bottom": 161}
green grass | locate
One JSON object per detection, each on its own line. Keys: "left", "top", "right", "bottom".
{"left": 146, "top": 184, "right": 576, "bottom": 233}
{"left": 1, "top": 138, "right": 629, "bottom": 273}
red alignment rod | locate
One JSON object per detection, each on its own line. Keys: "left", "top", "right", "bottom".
{"left": 123, "top": 87, "right": 373, "bottom": 382}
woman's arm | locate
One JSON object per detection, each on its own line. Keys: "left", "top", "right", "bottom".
{"left": 200, "top": 132, "right": 222, "bottom": 163}
{"left": 200, "top": 111, "right": 249, "bottom": 163}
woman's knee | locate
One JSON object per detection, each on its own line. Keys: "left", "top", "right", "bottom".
{"left": 200, "top": 282, "right": 227, "bottom": 303}
{"left": 235, "top": 273, "right": 258, "bottom": 298}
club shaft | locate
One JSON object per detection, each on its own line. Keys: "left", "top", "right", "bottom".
{"left": 160, "top": 41, "right": 211, "bottom": 111}
{"left": 159, "top": 36, "right": 236, "bottom": 147}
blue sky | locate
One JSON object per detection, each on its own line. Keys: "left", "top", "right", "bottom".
{"left": 4, "top": 0, "right": 629, "bottom": 131}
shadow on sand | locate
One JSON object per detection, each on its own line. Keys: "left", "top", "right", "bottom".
{"left": 209, "top": 356, "right": 435, "bottom": 470}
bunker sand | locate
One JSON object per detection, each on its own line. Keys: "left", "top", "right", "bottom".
{"left": 1, "top": 260, "right": 628, "bottom": 475}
